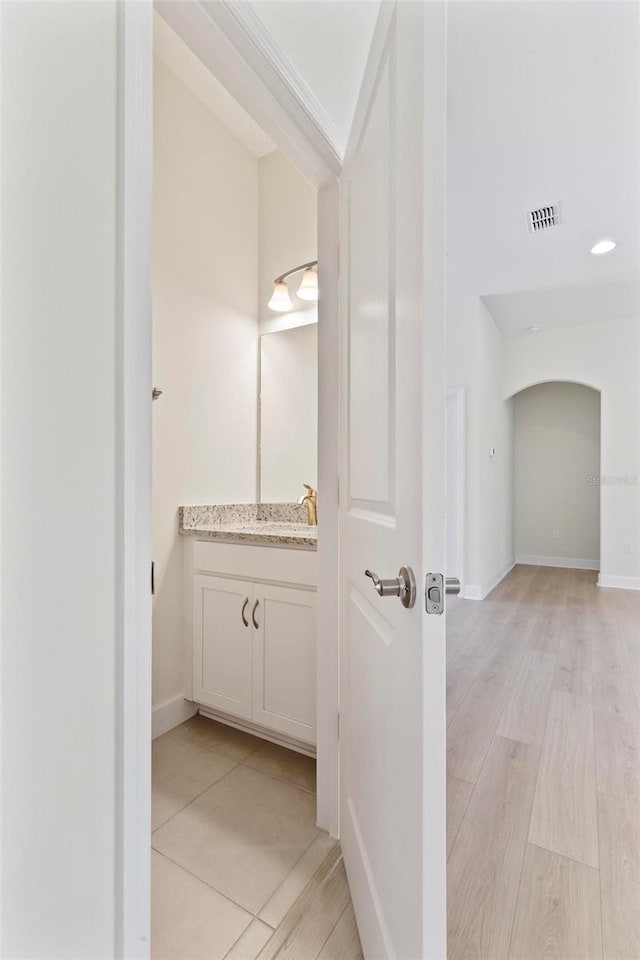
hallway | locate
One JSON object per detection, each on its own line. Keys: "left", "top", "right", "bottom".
{"left": 447, "top": 565, "right": 639, "bottom": 959}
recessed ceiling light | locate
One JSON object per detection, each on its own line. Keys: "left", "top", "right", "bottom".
{"left": 590, "top": 239, "right": 616, "bottom": 256}
{"left": 527, "top": 325, "right": 541, "bottom": 332}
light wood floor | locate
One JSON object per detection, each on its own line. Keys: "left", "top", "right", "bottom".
{"left": 447, "top": 565, "right": 640, "bottom": 960}
{"left": 258, "top": 845, "right": 363, "bottom": 960}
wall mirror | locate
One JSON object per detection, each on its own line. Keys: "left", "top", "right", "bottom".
{"left": 259, "top": 323, "right": 318, "bottom": 502}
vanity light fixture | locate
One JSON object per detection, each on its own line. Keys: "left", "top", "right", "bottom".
{"left": 297, "top": 267, "right": 319, "bottom": 301}
{"left": 268, "top": 259, "right": 318, "bottom": 311}
{"left": 267, "top": 280, "right": 293, "bottom": 312}
{"left": 590, "top": 239, "right": 616, "bottom": 256}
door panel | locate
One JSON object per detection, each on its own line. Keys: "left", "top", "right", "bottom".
{"left": 348, "top": 52, "right": 392, "bottom": 508}
{"left": 252, "top": 583, "right": 316, "bottom": 743}
{"left": 193, "top": 574, "right": 253, "bottom": 719}
{"left": 339, "top": 4, "right": 447, "bottom": 958}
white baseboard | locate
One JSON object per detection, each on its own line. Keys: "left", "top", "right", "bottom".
{"left": 516, "top": 554, "right": 599, "bottom": 571}
{"left": 463, "top": 558, "right": 516, "bottom": 601}
{"left": 597, "top": 574, "right": 640, "bottom": 591}
{"left": 152, "top": 694, "right": 198, "bottom": 740}
{"left": 462, "top": 585, "right": 482, "bottom": 600}
{"left": 198, "top": 706, "right": 316, "bottom": 758}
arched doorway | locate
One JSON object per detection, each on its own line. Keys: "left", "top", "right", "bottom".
{"left": 512, "top": 381, "right": 601, "bottom": 572}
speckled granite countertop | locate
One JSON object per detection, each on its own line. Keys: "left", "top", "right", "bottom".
{"left": 178, "top": 503, "right": 318, "bottom": 549}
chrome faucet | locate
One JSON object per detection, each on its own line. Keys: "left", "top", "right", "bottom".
{"left": 297, "top": 484, "right": 318, "bottom": 526}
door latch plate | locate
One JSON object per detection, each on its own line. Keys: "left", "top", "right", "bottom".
{"left": 425, "top": 573, "right": 444, "bottom": 615}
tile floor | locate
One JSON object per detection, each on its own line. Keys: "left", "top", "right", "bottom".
{"left": 154, "top": 567, "right": 639, "bottom": 959}
{"left": 151, "top": 716, "right": 344, "bottom": 960}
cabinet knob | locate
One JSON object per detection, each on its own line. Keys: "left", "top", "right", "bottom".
{"left": 241, "top": 597, "right": 249, "bottom": 627}
{"left": 252, "top": 599, "right": 260, "bottom": 629}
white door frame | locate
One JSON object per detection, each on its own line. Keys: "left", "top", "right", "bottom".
{"left": 446, "top": 385, "right": 466, "bottom": 591}
{"left": 117, "top": 3, "right": 342, "bottom": 955}
{"left": 116, "top": 4, "right": 153, "bottom": 956}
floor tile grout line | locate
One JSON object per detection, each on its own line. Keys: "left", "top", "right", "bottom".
{"left": 152, "top": 756, "right": 243, "bottom": 835}
{"left": 168, "top": 720, "right": 318, "bottom": 794}
{"left": 152, "top": 847, "right": 259, "bottom": 919}
{"left": 152, "top": 721, "right": 356, "bottom": 960}
{"left": 253, "top": 828, "right": 329, "bottom": 922}
{"left": 240, "top": 757, "right": 317, "bottom": 795}
{"left": 221, "top": 917, "right": 276, "bottom": 960}
{"left": 152, "top": 771, "right": 321, "bottom": 921}
{"left": 165, "top": 722, "right": 265, "bottom": 765}
{"left": 260, "top": 847, "right": 347, "bottom": 960}
{"left": 153, "top": 752, "right": 317, "bottom": 840}
{"left": 153, "top": 722, "right": 327, "bottom": 948}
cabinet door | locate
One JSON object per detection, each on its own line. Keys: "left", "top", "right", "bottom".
{"left": 252, "top": 584, "right": 316, "bottom": 743}
{"left": 193, "top": 574, "right": 253, "bottom": 720}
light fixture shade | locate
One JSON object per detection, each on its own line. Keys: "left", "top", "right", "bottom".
{"left": 297, "top": 268, "right": 319, "bottom": 301}
{"left": 268, "top": 281, "right": 292, "bottom": 312}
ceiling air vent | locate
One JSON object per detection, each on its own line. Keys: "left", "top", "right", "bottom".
{"left": 527, "top": 203, "right": 560, "bottom": 233}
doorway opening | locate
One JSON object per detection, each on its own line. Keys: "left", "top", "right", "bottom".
{"left": 444, "top": 3, "right": 640, "bottom": 956}
{"left": 148, "top": 11, "right": 346, "bottom": 959}
{"left": 513, "top": 381, "right": 601, "bottom": 573}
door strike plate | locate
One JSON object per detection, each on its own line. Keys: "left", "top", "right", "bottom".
{"left": 425, "top": 573, "right": 444, "bottom": 615}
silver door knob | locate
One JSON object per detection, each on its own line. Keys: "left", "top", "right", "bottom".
{"left": 446, "top": 577, "right": 461, "bottom": 596}
{"left": 364, "top": 567, "right": 416, "bottom": 609}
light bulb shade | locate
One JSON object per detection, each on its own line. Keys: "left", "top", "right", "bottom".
{"left": 268, "top": 281, "right": 292, "bottom": 312}
{"left": 297, "top": 268, "right": 319, "bottom": 301}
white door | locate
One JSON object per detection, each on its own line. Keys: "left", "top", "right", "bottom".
{"left": 339, "top": 4, "right": 447, "bottom": 959}
{"left": 193, "top": 574, "right": 253, "bottom": 720}
{"left": 252, "top": 583, "right": 316, "bottom": 744}
{"left": 446, "top": 390, "right": 461, "bottom": 580}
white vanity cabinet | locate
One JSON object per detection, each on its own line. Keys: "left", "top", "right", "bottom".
{"left": 251, "top": 583, "right": 316, "bottom": 740}
{"left": 188, "top": 540, "right": 317, "bottom": 747}
{"left": 193, "top": 575, "right": 254, "bottom": 720}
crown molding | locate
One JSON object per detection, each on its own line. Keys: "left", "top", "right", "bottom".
{"left": 219, "top": 0, "right": 347, "bottom": 161}
{"left": 156, "top": 0, "right": 340, "bottom": 186}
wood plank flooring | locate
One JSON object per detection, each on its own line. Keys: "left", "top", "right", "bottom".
{"left": 258, "top": 846, "right": 363, "bottom": 960}
{"left": 447, "top": 565, "right": 640, "bottom": 960}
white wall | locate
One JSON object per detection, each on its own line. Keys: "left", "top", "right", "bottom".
{"left": 259, "top": 150, "right": 317, "bottom": 335}
{"left": 446, "top": 298, "right": 515, "bottom": 597}
{"left": 514, "top": 382, "right": 601, "bottom": 567}
{"left": 1, "top": 3, "right": 120, "bottom": 954}
{"left": 505, "top": 316, "right": 640, "bottom": 588}
{"left": 153, "top": 60, "right": 260, "bottom": 707}
{"left": 249, "top": 0, "right": 381, "bottom": 157}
